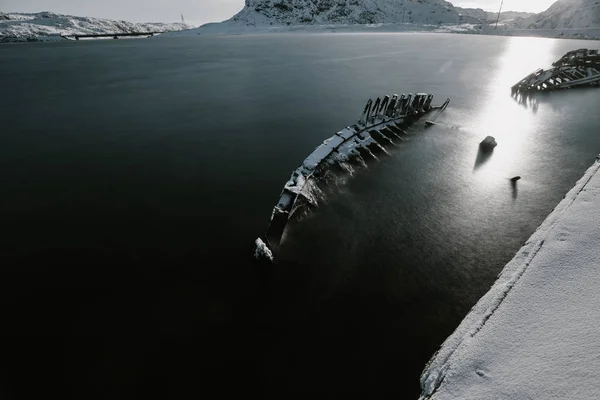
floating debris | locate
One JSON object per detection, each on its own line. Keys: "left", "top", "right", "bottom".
{"left": 256, "top": 92, "right": 450, "bottom": 259}
{"left": 480, "top": 136, "right": 497, "bottom": 151}
{"left": 512, "top": 49, "right": 600, "bottom": 94}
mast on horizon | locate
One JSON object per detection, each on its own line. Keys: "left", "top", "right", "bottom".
{"left": 494, "top": 0, "right": 504, "bottom": 29}
{"left": 181, "top": 13, "right": 186, "bottom": 28}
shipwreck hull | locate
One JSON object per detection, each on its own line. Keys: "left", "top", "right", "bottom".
{"left": 512, "top": 48, "right": 600, "bottom": 93}
{"left": 262, "top": 93, "right": 450, "bottom": 252}
{"left": 552, "top": 48, "right": 600, "bottom": 68}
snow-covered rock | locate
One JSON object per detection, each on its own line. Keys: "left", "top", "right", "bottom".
{"left": 254, "top": 238, "right": 274, "bottom": 262}
{"left": 0, "top": 11, "right": 187, "bottom": 42}
{"left": 479, "top": 136, "right": 497, "bottom": 151}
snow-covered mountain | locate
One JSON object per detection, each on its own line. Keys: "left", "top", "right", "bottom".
{"left": 233, "top": 0, "right": 478, "bottom": 25}
{"left": 0, "top": 11, "right": 187, "bottom": 42}
{"left": 455, "top": 8, "right": 533, "bottom": 23}
{"left": 513, "top": 0, "right": 600, "bottom": 29}
{"left": 165, "top": 0, "right": 544, "bottom": 37}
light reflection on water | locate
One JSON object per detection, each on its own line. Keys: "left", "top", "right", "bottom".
{"left": 277, "top": 35, "right": 600, "bottom": 322}
{"left": 468, "top": 38, "right": 558, "bottom": 193}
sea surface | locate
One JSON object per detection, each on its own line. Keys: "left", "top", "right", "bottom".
{"left": 1, "top": 33, "right": 600, "bottom": 398}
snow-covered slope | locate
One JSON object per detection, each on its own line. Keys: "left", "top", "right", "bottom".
{"left": 0, "top": 11, "right": 187, "bottom": 42}
{"left": 232, "top": 0, "right": 475, "bottom": 25}
{"left": 496, "top": 11, "right": 537, "bottom": 21}
{"left": 455, "top": 7, "right": 533, "bottom": 23}
{"left": 514, "top": 0, "right": 600, "bottom": 29}
{"left": 162, "top": 0, "right": 600, "bottom": 40}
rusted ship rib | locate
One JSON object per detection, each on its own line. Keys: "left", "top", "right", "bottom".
{"left": 512, "top": 49, "right": 600, "bottom": 93}
{"left": 257, "top": 93, "right": 450, "bottom": 258}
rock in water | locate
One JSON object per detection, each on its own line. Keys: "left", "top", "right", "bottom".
{"left": 254, "top": 238, "right": 274, "bottom": 262}
{"left": 480, "top": 136, "right": 497, "bottom": 151}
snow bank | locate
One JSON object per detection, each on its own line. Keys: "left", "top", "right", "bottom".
{"left": 420, "top": 155, "right": 600, "bottom": 399}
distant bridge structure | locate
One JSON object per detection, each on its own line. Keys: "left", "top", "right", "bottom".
{"left": 62, "top": 32, "right": 163, "bottom": 40}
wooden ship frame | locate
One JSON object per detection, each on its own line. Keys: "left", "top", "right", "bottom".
{"left": 257, "top": 93, "right": 450, "bottom": 258}
{"left": 512, "top": 49, "right": 600, "bottom": 93}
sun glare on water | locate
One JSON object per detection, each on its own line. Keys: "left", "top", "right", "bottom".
{"left": 469, "top": 37, "right": 558, "bottom": 184}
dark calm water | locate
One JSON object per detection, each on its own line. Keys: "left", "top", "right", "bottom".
{"left": 2, "top": 33, "right": 600, "bottom": 398}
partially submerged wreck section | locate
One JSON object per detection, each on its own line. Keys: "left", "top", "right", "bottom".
{"left": 512, "top": 48, "right": 600, "bottom": 93}
{"left": 552, "top": 48, "right": 600, "bottom": 68}
{"left": 258, "top": 93, "right": 450, "bottom": 259}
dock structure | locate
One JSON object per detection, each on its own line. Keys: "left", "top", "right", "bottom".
{"left": 262, "top": 93, "right": 450, "bottom": 252}
{"left": 63, "top": 32, "right": 163, "bottom": 40}
{"left": 512, "top": 49, "right": 600, "bottom": 93}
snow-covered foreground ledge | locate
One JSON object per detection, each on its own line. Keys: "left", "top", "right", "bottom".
{"left": 420, "top": 155, "right": 600, "bottom": 399}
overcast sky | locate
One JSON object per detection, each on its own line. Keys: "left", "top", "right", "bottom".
{"left": 2, "top": 1, "right": 559, "bottom": 26}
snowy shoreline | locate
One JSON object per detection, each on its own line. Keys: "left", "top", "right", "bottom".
{"left": 419, "top": 154, "right": 600, "bottom": 399}
{"left": 4, "top": 21, "right": 600, "bottom": 43}
{"left": 159, "top": 21, "right": 600, "bottom": 41}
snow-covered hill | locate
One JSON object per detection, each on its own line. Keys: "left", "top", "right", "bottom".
{"left": 166, "top": 0, "right": 487, "bottom": 36}
{"left": 455, "top": 8, "right": 533, "bottom": 24}
{"left": 234, "top": 0, "right": 478, "bottom": 25}
{"left": 513, "top": 0, "right": 600, "bottom": 29}
{"left": 0, "top": 11, "right": 187, "bottom": 42}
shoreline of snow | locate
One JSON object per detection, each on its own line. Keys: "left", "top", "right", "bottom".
{"left": 4, "top": 18, "right": 600, "bottom": 43}
{"left": 5, "top": 29, "right": 599, "bottom": 44}
{"left": 160, "top": 21, "right": 600, "bottom": 41}
{"left": 160, "top": 21, "right": 480, "bottom": 37}
{"left": 419, "top": 154, "right": 600, "bottom": 399}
